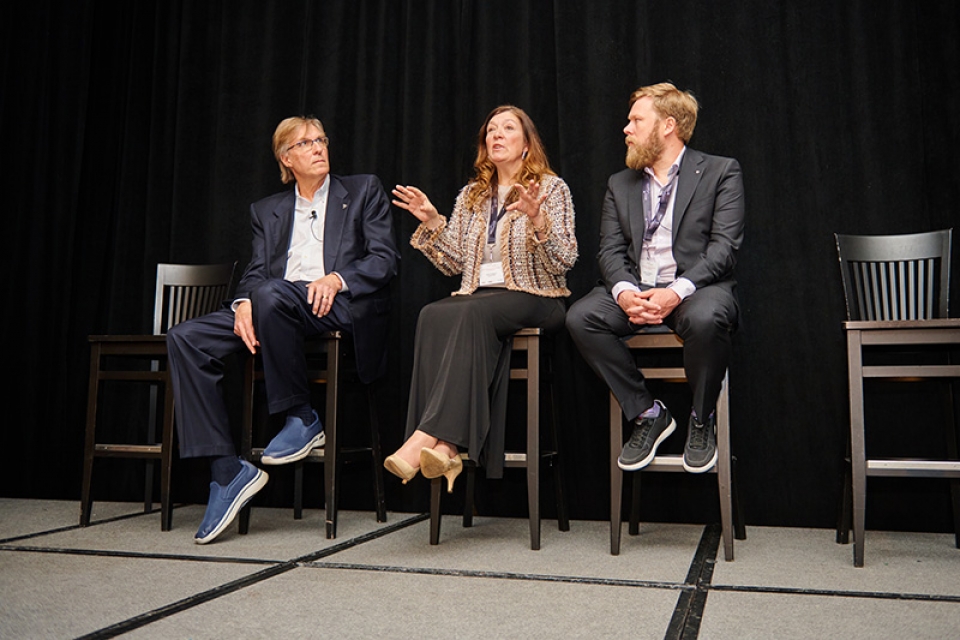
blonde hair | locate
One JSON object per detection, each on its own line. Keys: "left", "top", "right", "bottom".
{"left": 464, "top": 105, "right": 556, "bottom": 211}
{"left": 272, "top": 116, "right": 325, "bottom": 184}
{"left": 629, "top": 83, "right": 699, "bottom": 144}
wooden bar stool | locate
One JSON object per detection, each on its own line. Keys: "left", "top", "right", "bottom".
{"left": 80, "top": 262, "right": 235, "bottom": 531}
{"left": 834, "top": 229, "right": 960, "bottom": 567}
{"left": 609, "top": 329, "right": 745, "bottom": 560}
{"left": 238, "top": 331, "right": 386, "bottom": 539}
{"left": 429, "top": 327, "right": 569, "bottom": 550}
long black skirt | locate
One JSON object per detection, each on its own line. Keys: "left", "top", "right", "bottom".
{"left": 404, "top": 289, "right": 566, "bottom": 478}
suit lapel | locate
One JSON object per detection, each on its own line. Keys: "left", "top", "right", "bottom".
{"left": 625, "top": 171, "right": 647, "bottom": 265}
{"left": 324, "top": 176, "right": 347, "bottom": 272}
{"left": 672, "top": 148, "right": 704, "bottom": 240}
{"left": 271, "top": 192, "right": 296, "bottom": 278}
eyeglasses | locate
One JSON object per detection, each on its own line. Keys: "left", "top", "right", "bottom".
{"left": 287, "top": 136, "right": 330, "bottom": 153}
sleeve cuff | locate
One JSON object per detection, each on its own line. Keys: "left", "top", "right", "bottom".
{"left": 333, "top": 272, "right": 348, "bottom": 292}
{"left": 611, "top": 281, "right": 641, "bottom": 304}
{"left": 667, "top": 277, "right": 696, "bottom": 300}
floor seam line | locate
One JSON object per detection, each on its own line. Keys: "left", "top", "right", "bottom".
{"left": 665, "top": 523, "right": 721, "bottom": 640}
{"left": 71, "top": 512, "right": 429, "bottom": 639}
{"left": 301, "top": 561, "right": 697, "bottom": 590}
{"left": 707, "top": 583, "right": 960, "bottom": 603}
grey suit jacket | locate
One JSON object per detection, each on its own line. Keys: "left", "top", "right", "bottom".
{"left": 597, "top": 148, "right": 744, "bottom": 294}
{"left": 234, "top": 173, "right": 399, "bottom": 382}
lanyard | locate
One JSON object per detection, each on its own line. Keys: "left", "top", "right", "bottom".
{"left": 487, "top": 192, "right": 508, "bottom": 244}
{"left": 642, "top": 166, "right": 678, "bottom": 242}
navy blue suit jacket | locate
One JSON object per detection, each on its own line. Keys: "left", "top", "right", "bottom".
{"left": 235, "top": 174, "right": 399, "bottom": 383}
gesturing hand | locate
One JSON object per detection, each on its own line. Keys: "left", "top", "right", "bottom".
{"left": 392, "top": 185, "right": 440, "bottom": 227}
{"left": 507, "top": 179, "right": 547, "bottom": 220}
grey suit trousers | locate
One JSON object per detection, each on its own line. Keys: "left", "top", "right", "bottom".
{"left": 566, "top": 283, "right": 737, "bottom": 423}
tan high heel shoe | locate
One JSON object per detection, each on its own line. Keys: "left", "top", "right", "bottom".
{"left": 384, "top": 454, "right": 419, "bottom": 484}
{"left": 420, "top": 447, "right": 463, "bottom": 493}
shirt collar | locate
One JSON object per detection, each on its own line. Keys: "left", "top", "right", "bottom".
{"left": 644, "top": 145, "right": 687, "bottom": 183}
{"left": 295, "top": 177, "right": 330, "bottom": 210}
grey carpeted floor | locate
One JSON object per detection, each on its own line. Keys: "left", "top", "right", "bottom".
{"left": 1, "top": 498, "right": 958, "bottom": 639}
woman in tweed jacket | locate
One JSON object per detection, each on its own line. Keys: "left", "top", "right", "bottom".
{"left": 384, "top": 105, "right": 577, "bottom": 488}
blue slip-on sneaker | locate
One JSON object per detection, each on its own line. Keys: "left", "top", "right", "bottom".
{"left": 194, "top": 460, "right": 268, "bottom": 545}
{"left": 261, "top": 410, "right": 324, "bottom": 465}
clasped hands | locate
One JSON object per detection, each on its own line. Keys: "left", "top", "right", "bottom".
{"left": 233, "top": 274, "right": 342, "bottom": 354}
{"left": 618, "top": 287, "right": 681, "bottom": 325}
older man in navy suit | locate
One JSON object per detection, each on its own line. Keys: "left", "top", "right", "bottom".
{"left": 167, "top": 116, "right": 399, "bottom": 544}
{"left": 567, "top": 82, "right": 744, "bottom": 475}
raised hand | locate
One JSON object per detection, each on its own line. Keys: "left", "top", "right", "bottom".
{"left": 392, "top": 185, "right": 440, "bottom": 225}
{"left": 507, "top": 180, "right": 547, "bottom": 220}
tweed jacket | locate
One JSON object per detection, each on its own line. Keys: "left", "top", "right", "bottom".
{"left": 411, "top": 174, "right": 578, "bottom": 296}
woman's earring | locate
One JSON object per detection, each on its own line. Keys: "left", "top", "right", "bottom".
{"left": 522, "top": 149, "right": 528, "bottom": 160}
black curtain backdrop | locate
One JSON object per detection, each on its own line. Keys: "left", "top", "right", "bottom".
{"left": 3, "top": 1, "right": 959, "bottom": 532}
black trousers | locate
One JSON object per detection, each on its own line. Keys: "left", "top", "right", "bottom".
{"left": 565, "top": 284, "right": 737, "bottom": 423}
{"left": 167, "top": 279, "right": 351, "bottom": 459}
{"left": 405, "top": 289, "right": 566, "bottom": 477}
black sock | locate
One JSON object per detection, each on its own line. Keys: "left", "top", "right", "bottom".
{"left": 288, "top": 404, "right": 315, "bottom": 424}
{"left": 211, "top": 456, "right": 242, "bottom": 486}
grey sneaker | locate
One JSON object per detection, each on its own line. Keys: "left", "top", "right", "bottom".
{"left": 683, "top": 412, "right": 717, "bottom": 473}
{"left": 618, "top": 400, "right": 676, "bottom": 471}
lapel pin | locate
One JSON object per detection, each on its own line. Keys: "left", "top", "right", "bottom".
{"left": 342, "top": 203, "right": 347, "bottom": 209}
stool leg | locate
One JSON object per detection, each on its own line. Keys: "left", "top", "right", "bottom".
{"left": 294, "top": 462, "right": 304, "bottom": 520}
{"left": 836, "top": 442, "right": 852, "bottom": 544}
{"left": 430, "top": 477, "right": 443, "bottom": 544}
{"left": 238, "top": 355, "right": 257, "bottom": 535}
{"left": 366, "top": 385, "right": 387, "bottom": 523}
{"left": 463, "top": 465, "right": 476, "bottom": 528}
{"left": 610, "top": 392, "right": 623, "bottom": 555}
{"left": 159, "top": 377, "right": 175, "bottom": 532}
{"left": 527, "top": 348, "right": 541, "bottom": 550}
{"left": 945, "top": 377, "right": 960, "bottom": 549}
{"left": 145, "top": 378, "right": 159, "bottom": 514}
{"left": 629, "top": 472, "right": 641, "bottom": 536}
{"left": 545, "top": 370, "right": 569, "bottom": 532}
{"left": 80, "top": 343, "right": 102, "bottom": 527}
{"left": 732, "top": 456, "right": 746, "bottom": 541}
{"left": 717, "top": 376, "right": 734, "bottom": 561}
{"left": 848, "top": 331, "right": 867, "bottom": 567}
{"left": 324, "top": 341, "right": 340, "bottom": 539}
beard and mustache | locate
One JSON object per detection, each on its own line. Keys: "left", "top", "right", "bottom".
{"left": 625, "top": 125, "right": 665, "bottom": 171}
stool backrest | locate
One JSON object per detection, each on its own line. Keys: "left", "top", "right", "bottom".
{"left": 834, "top": 229, "right": 952, "bottom": 321}
{"left": 152, "top": 262, "right": 236, "bottom": 334}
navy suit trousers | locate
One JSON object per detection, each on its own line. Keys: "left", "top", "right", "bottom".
{"left": 166, "top": 279, "right": 351, "bottom": 459}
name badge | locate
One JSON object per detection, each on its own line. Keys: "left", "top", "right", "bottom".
{"left": 639, "top": 254, "right": 658, "bottom": 286}
{"left": 479, "top": 262, "right": 505, "bottom": 286}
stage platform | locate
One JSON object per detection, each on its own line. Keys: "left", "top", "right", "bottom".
{"left": 1, "top": 498, "right": 958, "bottom": 639}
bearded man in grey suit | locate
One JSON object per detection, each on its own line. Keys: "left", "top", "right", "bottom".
{"left": 566, "top": 82, "right": 744, "bottom": 474}
{"left": 167, "top": 115, "right": 399, "bottom": 544}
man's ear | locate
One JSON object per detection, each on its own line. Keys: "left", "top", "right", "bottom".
{"left": 661, "top": 116, "right": 678, "bottom": 137}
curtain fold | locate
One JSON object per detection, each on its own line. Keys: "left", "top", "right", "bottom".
{"left": 3, "top": 0, "right": 958, "bottom": 531}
